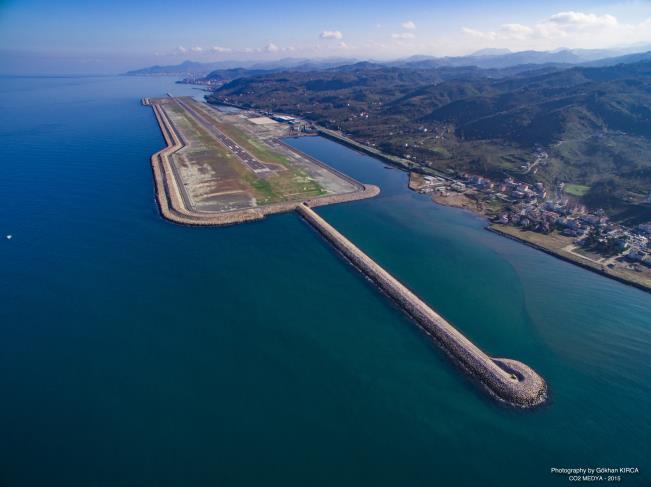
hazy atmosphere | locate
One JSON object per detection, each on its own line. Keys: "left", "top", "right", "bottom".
{"left": 2, "top": 0, "right": 651, "bottom": 73}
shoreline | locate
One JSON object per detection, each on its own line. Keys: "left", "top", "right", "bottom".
{"left": 203, "top": 102, "right": 651, "bottom": 293}
{"left": 487, "top": 225, "right": 651, "bottom": 295}
{"left": 316, "top": 127, "right": 416, "bottom": 171}
{"left": 314, "top": 128, "right": 651, "bottom": 295}
{"left": 143, "top": 98, "right": 379, "bottom": 226}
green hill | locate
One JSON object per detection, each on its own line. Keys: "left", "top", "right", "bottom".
{"left": 209, "top": 61, "right": 651, "bottom": 213}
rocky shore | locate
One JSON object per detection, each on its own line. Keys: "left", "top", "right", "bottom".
{"left": 297, "top": 203, "right": 547, "bottom": 408}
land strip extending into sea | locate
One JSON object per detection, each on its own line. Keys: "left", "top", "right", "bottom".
{"left": 142, "top": 97, "right": 379, "bottom": 226}
{"left": 144, "top": 96, "right": 548, "bottom": 407}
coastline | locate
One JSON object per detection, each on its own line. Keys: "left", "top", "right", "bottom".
{"left": 316, "top": 127, "right": 416, "bottom": 171}
{"left": 487, "top": 224, "right": 651, "bottom": 295}
{"left": 311, "top": 127, "right": 651, "bottom": 295}
{"left": 143, "top": 98, "right": 379, "bottom": 226}
{"left": 203, "top": 103, "right": 651, "bottom": 294}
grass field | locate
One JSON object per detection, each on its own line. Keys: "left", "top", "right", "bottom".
{"left": 162, "top": 100, "right": 338, "bottom": 209}
{"left": 192, "top": 103, "right": 293, "bottom": 167}
{"left": 564, "top": 184, "right": 591, "bottom": 197}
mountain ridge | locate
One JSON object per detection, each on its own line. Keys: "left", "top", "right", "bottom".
{"left": 208, "top": 59, "right": 651, "bottom": 214}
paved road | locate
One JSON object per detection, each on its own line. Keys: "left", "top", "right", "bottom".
{"left": 172, "top": 97, "right": 270, "bottom": 174}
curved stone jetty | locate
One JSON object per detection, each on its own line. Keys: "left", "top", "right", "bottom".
{"left": 297, "top": 203, "right": 547, "bottom": 408}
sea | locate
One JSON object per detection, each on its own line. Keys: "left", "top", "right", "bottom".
{"left": 1, "top": 75, "right": 649, "bottom": 486}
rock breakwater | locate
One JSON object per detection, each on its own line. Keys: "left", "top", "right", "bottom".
{"left": 297, "top": 203, "right": 547, "bottom": 408}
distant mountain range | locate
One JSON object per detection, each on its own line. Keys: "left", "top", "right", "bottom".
{"left": 385, "top": 46, "right": 651, "bottom": 70}
{"left": 470, "top": 48, "right": 513, "bottom": 57}
{"left": 198, "top": 48, "right": 651, "bottom": 91}
{"left": 125, "top": 60, "right": 228, "bottom": 76}
{"left": 124, "top": 57, "right": 357, "bottom": 77}
{"left": 125, "top": 45, "right": 651, "bottom": 79}
{"left": 583, "top": 50, "right": 651, "bottom": 67}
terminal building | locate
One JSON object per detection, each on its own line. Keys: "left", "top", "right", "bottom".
{"left": 272, "top": 114, "right": 297, "bottom": 124}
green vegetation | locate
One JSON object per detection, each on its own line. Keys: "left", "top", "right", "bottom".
{"left": 209, "top": 60, "right": 651, "bottom": 216}
{"left": 210, "top": 118, "right": 291, "bottom": 167}
{"left": 245, "top": 172, "right": 325, "bottom": 204}
{"left": 564, "top": 184, "right": 591, "bottom": 197}
{"left": 246, "top": 137, "right": 291, "bottom": 167}
{"left": 171, "top": 107, "right": 235, "bottom": 164}
{"left": 245, "top": 175, "right": 278, "bottom": 202}
{"left": 167, "top": 103, "right": 327, "bottom": 206}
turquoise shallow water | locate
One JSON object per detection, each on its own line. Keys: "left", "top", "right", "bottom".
{"left": 1, "top": 76, "right": 650, "bottom": 486}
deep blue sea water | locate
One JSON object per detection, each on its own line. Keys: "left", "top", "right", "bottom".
{"left": 1, "top": 76, "right": 650, "bottom": 486}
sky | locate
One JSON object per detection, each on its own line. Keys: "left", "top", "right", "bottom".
{"left": 1, "top": 0, "right": 651, "bottom": 74}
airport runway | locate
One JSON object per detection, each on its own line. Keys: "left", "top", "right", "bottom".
{"left": 172, "top": 97, "right": 271, "bottom": 174}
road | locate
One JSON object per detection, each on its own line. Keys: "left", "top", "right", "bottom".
{"left": 171, "top": 97, "right": 271, "bottom": 174}
{"left": 520, "top": 152, "right": 548, "bottom": 175}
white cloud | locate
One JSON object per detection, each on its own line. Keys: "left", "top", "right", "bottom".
{"left": 462, "top": 27, "right": 494, "bottom": 40}
{"left": 176, "top": 46, "right": 187, "bottom": 53}
{"left": 392, "top": 32, "right": 415, "bottom": 39}
{"left": 463, "top": 23, "right": 532, "bottom": 41}
{"left": 462, "top": 10, "right": 651, "bottom": 48}
{"left": 338, "top": 41, "right": 348, "bottom": 49}
{"left": 211, "top": 46, "right": 232, "bottom": 53}
{"left": 401, "top": 20, "right": 416, "bottom": 30}
{"left": 320, "top": 30, "right": 343, "bottom": 40}
{"left": 548, "top": 11, "right": 617, "bottom": 30}
{"left": 265, "top": 42, "right": 280, "bottom": 52}
{"left": 191, "top": 46, "right": 203, "bottom": 53}
{"left": 499, "top": 23, "right": 534, "bottom": 40}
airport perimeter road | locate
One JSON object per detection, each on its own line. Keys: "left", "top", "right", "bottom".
{"left": 172, "top": 97, "right": 271, "bottom": 174}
